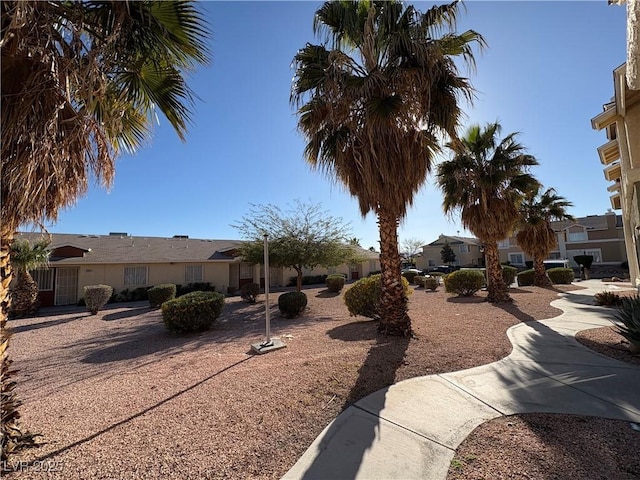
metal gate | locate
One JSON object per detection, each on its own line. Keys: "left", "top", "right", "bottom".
{"left": 55, "top": 267, "right": 79, "bottom": 305}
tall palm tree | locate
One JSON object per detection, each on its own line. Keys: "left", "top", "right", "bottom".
{"left": 291, "top": 0, "right": 484, "bottom": 335}
{"left": 515, "top": 188, "right": 574, "bottom": 287}
{"left": 8, "top": 239, "right": 51, "bottom": 318}
{"left": 1, "top": 0, "right": 209, "bottom": 461}
{"left": 437, "top": 122, "right": 540, "bottom": 302}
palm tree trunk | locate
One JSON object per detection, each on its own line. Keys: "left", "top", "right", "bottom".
{"left": 484, "top": 242, "right": 511, "bottom": 303}
{"left": 377, "top": 209, "right": 411, "bottom": 336}
{"left": 10, "top": 270, "right": 40, "bottom": 318}
{"left": 0, "top": 232, "right": 38, "bottom": 462}
{"left": 533, "top": 255, "right": 551, "bottom": 287}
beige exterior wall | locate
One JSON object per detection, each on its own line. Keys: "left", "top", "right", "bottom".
{"left": 592, "top": 63, "right": 640, "bottom": 286}
{"left": 68, "top": 261, "right": 234, "bottom": 300}
{"left": 420, "top": 242, "right": 484, "bottom": 269}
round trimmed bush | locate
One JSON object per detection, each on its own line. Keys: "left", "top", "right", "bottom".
{"left": 325, "top": 274, "right": 346, "bottom": 293}
{"left": 517, "top": 269, "right": 535, "bottom": 287}
{"left": 278, "top": 291, "right": 308, "bottom": 318}
{"left": 423, "top": 276, "right": 439, "bottom": 291}
{"left": 148, "top": 283, "right": 176, "bottom": 308}
{"left": 402, "top": 271, "right": 419, "bottom": 284}
{"left": 547, "top": 267, "right": 575, "bottom": 285}
{"left": 344, "top": 274, "right": 411, "bottom": 318}
{"left": 161, "top": 291, "right": 225, "bottom": 333}
{"left": 84, "top": 284, "right": 113, "bottom": 314}
{"left": 414, "top": 275, "right": 427, "bottom": 288}
{"left": 443, "top": 270, "right": 484, "bottom": 296}
{"left": 502, "top": 265, "right": 518, "bottom": 286}
{"left": 240, "top": 283, "right": 261, "bottom": 303}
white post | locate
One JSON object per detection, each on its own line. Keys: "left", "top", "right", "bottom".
{"left": 263, "top": 233, "right": 272, "bottom": 346}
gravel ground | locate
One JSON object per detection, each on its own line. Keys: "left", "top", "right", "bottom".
{"left": 4, "top": 282, "right": 638, "bottom": 479}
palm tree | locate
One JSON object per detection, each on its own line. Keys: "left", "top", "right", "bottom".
{"left": 1, "top": 0, "right": 210, "bottom": 460}
{"left": 291, "top": 0, "right": 484, "bottom": 335}
{"left": 515, "top": 188, "right": 574, "bottom": 287}
{"left": 437, "top": 122, "right": 540, "bottom": 302}
{"left": 8, "top": 239, "right": 51, "bottom": 318}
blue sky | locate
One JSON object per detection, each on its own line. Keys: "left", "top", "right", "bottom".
{"left": 42, "top": 1, "right": 628, "bottom": 251}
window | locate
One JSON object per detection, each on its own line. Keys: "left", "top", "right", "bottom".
{"left": 459, "top": 245, "right": 470, "bottom": 253}
{"left": 31, "top": 268, "right": 53, "bottom": 291}
{"left": 497, "top": 239, "right": 510, "bottom": 249}
{"left": 185, "top": 265, "right": 203, "bottom": 283}
{"left": 239, "top": 263, "right": 253, "bottom": 279}
{"left": 428, "top": 259, "right": 436, "bottom": 267}
{"left": 549, "top": 252, "right": 562, "bottom": 260}
{"left": 124, "top": 266, "right": 148, "bottom": 286}
{"left": 509, "top": 253, "right": 525, "bottom": 265}
{"left": 568, "top": 231, "right": 588, "bottom": 242}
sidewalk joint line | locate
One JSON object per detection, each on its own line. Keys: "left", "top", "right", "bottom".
{"left": 351, "top": 404, "right": 456, "bottom": 452}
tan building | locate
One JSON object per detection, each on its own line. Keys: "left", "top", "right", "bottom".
{"left": 15, "top": 232, "right": 380, "bottom": 306}
{"left": 416, "top": 235, "right": 484, "bottom": 270}
{"left": 417, "top": 212, "right": 628, "bottom": 275}
{"left": 497, "top": 212, "right": 628, "bottom": 268}
{"left": 591, "top": 63, "right": 640, "bottom": 286}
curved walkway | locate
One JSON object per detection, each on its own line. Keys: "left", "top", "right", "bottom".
{"left": 283, "top": 280, "right": 640, "bottom": 480}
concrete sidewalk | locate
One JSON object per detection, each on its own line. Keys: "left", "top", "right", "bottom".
{"left": 283, "top": 280, "right": 640, "bottom": 480}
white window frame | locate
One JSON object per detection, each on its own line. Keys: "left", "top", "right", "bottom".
{"left": 124, "top": 266, "right": 148, "bottom": 287}
{"left": 509, "top": 253, "right": 525, "bottom": 265}
{"left": 497, "top": 239, "right": 510, "bottom": 249}
{"left": 568, "top": 231, "right": 588, "bottom": 242}
{"left": 459, "top": 245, "right": 470, "bottom": 253}
{"left": 185, "top": 265, "right": 203, "bottom": 283}
{"left": 31, "top": 268, "right": 54, "bottom": 291}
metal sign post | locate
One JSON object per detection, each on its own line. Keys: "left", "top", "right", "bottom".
{"left": 263, "top": 233, "right": 272, "bottom": 346}
{"left": 250, "top": 233, "right": 285, "bottom": 354}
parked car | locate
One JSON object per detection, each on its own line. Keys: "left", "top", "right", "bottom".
{"left": 543, "top": 260, "right": 570, "bottom": 270}
{"left": 401, "top": 268, "right": 423, "bottom": 275}
{"left": 426, "top": 265, "right": 457, "bottom": 274}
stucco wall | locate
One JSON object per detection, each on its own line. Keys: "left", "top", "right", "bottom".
{"left": 74, "top": 262, "right": 232, "bottom": 298}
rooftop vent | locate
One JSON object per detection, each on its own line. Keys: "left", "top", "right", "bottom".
{"left": 173, "top": 235, "right": 189, "bottom": 239}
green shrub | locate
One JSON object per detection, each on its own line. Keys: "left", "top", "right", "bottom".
{"left": 114, "top": 287, "right": 149, "bottom": 302}
{"left": 84, "top": 285, "right": 113, "bottom": 314}
{"left": 502, "top": 265, "right": 518, "bottom": 286}
{"left": 344, "top": 274, "right": 411, "bottom": 318}
{"left": 325, "top": 274, "right": 346, "bottom": 292}
{"left": 413, "top": 275, "right": 427, "bottom": 287}
{"left": 594, "top": 291, "right": 623, "bottom": 307}
{"left": 517, "top": 269, "right": 535, "bottom": 287}
{"left": 161, "top": 291, "right": 225, "bottom": 333}
{"left": 611, "top": 295, "right": 640, "bottom": 351}
{"left": 287, "top": 275, "right": 328, "bottom": 287}
{"left": 443, "top": 270, "right": 484, "bottom": 296}
{"left": 547, "top": 267, "right": 575, "bottom": 285}
{"left": 402, "top": 271, "right": 419, "bottom": 284}
{"left": 240, "top": 283, "right": 260, "bottom": 303}
{"left": 176, "top": 282, "right": 215, "bottom": 297}
{"left": 423, "top": 276, "right": 439, "bottom": 291}
{"left": 148, "top": 283, "right": 176, "bottom": 308}
{"left": 278, "top": 291, "right": 308, "bottom": 318}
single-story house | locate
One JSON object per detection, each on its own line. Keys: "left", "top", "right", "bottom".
{"left": 13, "top": 232, "right": 381, "bottom": 306}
